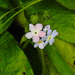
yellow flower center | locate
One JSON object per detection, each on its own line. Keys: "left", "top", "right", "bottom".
{"left": 48, "top": 36, "right": 51, "bottom": 40}
{"left": 38, "top": 41, "right": 42, "bottom": 43}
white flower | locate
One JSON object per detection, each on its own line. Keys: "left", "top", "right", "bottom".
{"left": 25, "top": 23, "right": 46, "bottom": 43}
{"left": 34, "top": 40, "right": 45, "bottom": 49}
{"left": 43, "top": 25, "right": 50, "bottom": 32}
{"left": 44, "top": 29, "right": 58, "bottom": 45}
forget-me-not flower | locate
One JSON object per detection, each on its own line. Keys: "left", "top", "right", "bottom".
{"left": 25, "top": 23, "right": 46, "bottom": 43}
{"left": 44, "top": 29, "right": 58, "bottom": 45}
{"left": 34, "top": 40, "right": 45, "bottom": 49}
{"left": 43, "top": 25, "right": 50, "bottom": 32}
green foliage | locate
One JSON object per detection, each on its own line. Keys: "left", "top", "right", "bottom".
{"left": 15, "top": 11, "right": 28, "bottom": 28}
{"left": 20, "top": 34, "right": 27, "bottom": 45}
{"left": 10, "top": 0, "right": 21, "bottom": 7}
{"left": 26, "top": 0, "right": 75, "bottom": 43}
{"left": 0, "top": 32, "right": 33, "bottom": 75}
{"left": 0, "top": 0, "right": 42, "bottom": 34}
{"left": 0, "top": 0, "right": 12, "bottom": 9}
{"left": 0, "top": 0, "right": 75, "bottom": 75}
{"left": 0, "top": 9, "right": 14, "bottom": 34}
{"left": 25, "top": 43, "right": 44, "bottom": 75}
{"left": 44, "top": 44, "right": 74, "bottom": 75}
{"left": 56, "top": 0, "right": 75, "bottom": 10}
{"left": 43, "top": 54, "right": 60, "bottom": 75}
{"left": 54, "top": 38, "right": 75, "bottom": 74}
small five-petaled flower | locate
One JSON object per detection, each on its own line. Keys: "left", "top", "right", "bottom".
{"left": 25, "top": 23, "right": 58, "bottom": 49}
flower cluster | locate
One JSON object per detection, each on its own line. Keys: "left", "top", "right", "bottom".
{"left": 25, "top": 23, "right": 58, "bottom": 49}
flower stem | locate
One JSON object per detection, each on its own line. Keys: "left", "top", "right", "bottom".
{"left": 22, "top": 40, "right": 30, "bottom": 49}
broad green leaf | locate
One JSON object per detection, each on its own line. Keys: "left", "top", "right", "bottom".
{"left": 0, "top": 32, "right": 33, "bottom": 75}
{"left": 44, "top": 44, "right": 74, "bottom": 75}
{"left": 56, "top": 0, "right": 75, "bottom": 10}
{"left": 0, "top": 0, "right": 42, "bottom": 34}
{"left": 43, "top": 53, "right": 60, "bottom": 75}
{"left": 54, "top": 38, "right": 75, "bottom": 74}
{"left": 26, "top": 0, "right": 75, "bottom": 43}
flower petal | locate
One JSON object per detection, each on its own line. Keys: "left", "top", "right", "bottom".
{"left": 33, "top": 36, "right": 39, "bottom": 43}
{"left": 43, "top": 25, "right": 50, "bottom": 32}
{"left": 29, "top": 24, "right": 35, "bottom": 32}
{"left": 35, "top": 23, "right": 43, "bottom": 30}
{"left": 25, "top": 32, "right": 33, "bottom": 39}
{"left": 49, "top": 38, "right": 55, "bottom": 45}
{"left": 39, "top": 42, "right": 45, "bottom": 49}
{"left": 47, "top": 29, "right": 52, "bottom": 36}
{"left": 34, "top": 43, "right": 39, "bottom": 48}
{"left": 45, "top": 40, "right": 49, "bottom": 46}
{"left": 39, "top": 31, "right": 46, "bottom": 37}
{"left": 52, "top": 30, "right": 58, "bottom": 38}
{"left": 41, "top": 36, "right": 47, "bottom": 41}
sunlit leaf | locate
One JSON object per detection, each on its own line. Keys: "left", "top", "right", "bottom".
{"left": 43, "top": 54, "right": 60, "bottom": 75}
{"left": 0, "top": 32, "right": 33, "bottom": 75}
{"left": 56, "top": 0, "right": 75, "bottom": 10}
{"left": 26, "top": 0, "right": 75, "bottom": 43}
{"left": 44, "top": 44, "right": 74, "bottom": 75}
{"left": 54, "top": 38, "right": 75, "bottom": 74}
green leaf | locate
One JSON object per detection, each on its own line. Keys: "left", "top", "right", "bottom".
{"left": 15, "top": 11, "right": 28, "bottom": 28}
{"left": 20, "top": 34, "right": 27, "bottom": 45}
{"left": 0, "top": 0, "right": 12, "bottom": 9}
{"left": 25, "top": 43, "right": 44, "bottom": 75}
{"left": 10, "top": 0, "right": 21, "bottom": 7}
{"left": 25, "top": 24, "right": 30, "bottom": 33}
{"left": 0, "top": 32, "right": 33, "bottom": 75}
{"left": 26, "top": 0, "right": 75, "bottom": 43}
{"left": 0, "top": 9, "right": 14, "bottom": 34}
{"left": 54, "top": 38, "right": 75, "bottom": 74}
{"left": 44, "top": 44, "right": 74, "bottom": 75}
{"left": 56, "top": 0, "right": 75, "bottom": 10}
{"left": 10, "top": 0, "right": 41, "bottom": 7}
{"left": 0, "top": 0, "right": 42, "bottom": 34}
{"left": 43, "top": 54, "right": 60, "bottom": 75}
